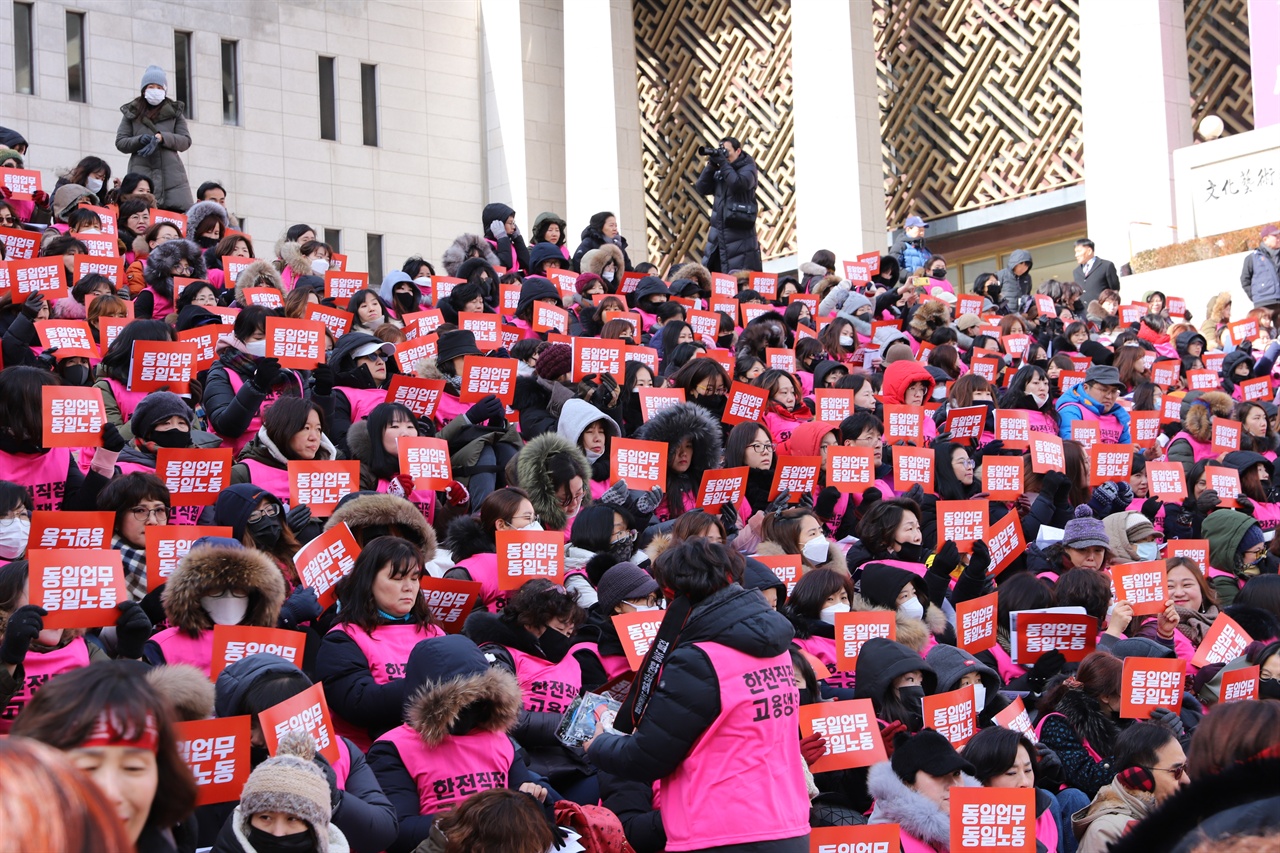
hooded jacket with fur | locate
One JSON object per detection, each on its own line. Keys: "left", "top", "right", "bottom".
{"left": 633, "top": 403, "right": 723, "bottom": 521}
{"left": 324, "top": 492, "right": 439, "bottom": 559}
{"left": 137, "top": 238, "right": 206, "bottom": 319}
{"left": 234, "top": 259, "right": 285, "bottom": 308}
{"left": 867, "top": 760, "right": 980, "bottom": 852}
{"left": 441, "top": 233, "right": 502, "bottom": 278}
{"left": 1037, "top": 686, "right": 1120, "bottom": 798}
{"left": 514, "top": 432, "right": 592, "bottom": 532}
{"left": 1167, "top": 391, "right": 1234, "bottom": 467}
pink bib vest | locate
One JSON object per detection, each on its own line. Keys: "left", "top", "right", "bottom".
{"left": 455, "top": 553, "right": 504, "bottom": 611}
{"left": 1, "top": 447, "right": 72, "bottom": 511}
{"left": 987, "top": 642, "right": 1026, "bottom": 684}
{"left": 330, "top": 622, "right": 446, "bottom": 751}
{"left": 339, "top": 386, "right": 390, "bottom": 423}
{"left": 240, "top": 459, "right": 292, "bottom": 506}
{"left": 376, "top": 725, "right": 513, "bottom": 815}
{"left": 105, "top": 377, "right": 148, "bottom": 424}
{"left": 150, "top": 626, "right": 214, "bottom": 676}
{"left": 1252, "top": 500, "right": 1280, "bottom": 532}
{"left": 506, "top": 645, "right": 587, "bottom": 714}
{"left": 0, "top": 638, "right": 91, "bottom": 733}
{"left": 376, "top": 478, "right": 436, "bottom": 525}
{"left": 1169, "top": 430, "right": 1217, "bottom": 463}
{"left": 143, "top": 285, "right": 174, "bottom": 319}
{"left": 433, "top": 391, "right": 469, "bottom": 429}
{"left": 661, "top": 642, "right": 809, "bottom": 850}
{"left": 1064, "top": 404, "right": 1123, "bottom": 443}
{"left": 221, "top": 369, "right": 300, "bottom": 457}
{"left": 1026, "top": 409, "right": 1058, "bottom": 435}
{"left": 333, "top": 736, "right": 352, "bottom": 790}
{"left": 793, "top": 634, "right": 856, "bottom": 690}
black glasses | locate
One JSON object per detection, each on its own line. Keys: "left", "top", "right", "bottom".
{"left": 127, "top": 506, "right": 169, "bottom": 522}
{"left": 1143, "top": 763, "right": 1188, "bottom": 781}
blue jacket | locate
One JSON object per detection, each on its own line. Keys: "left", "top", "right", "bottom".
{"left": 1055, "top": 382, "right": 1131, "bottom": 443}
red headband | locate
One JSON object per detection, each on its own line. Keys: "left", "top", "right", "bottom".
{"left": 80, "top": 710, "right": 159, "bottom": 753}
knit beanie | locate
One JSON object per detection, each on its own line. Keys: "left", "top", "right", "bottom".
{"left": 238, "top": 730, "right": 333, "bottom": 852}
{"left": 129, "top": 391, "right": 194, "bottom": 439}
{"left": 844, "top": 292, "right": 872, "bottom": 315}
{"left": 1061, "top": 506, "right": 1110, "bottom": 551}
{"left": 0, "top": 147, "right": 23, "bottom": 168}
{"left": 140, "top": 64, "right": 167, "bottom": 90}
{"left": 535, "top": 343, "right": 572, "bottom": 381}
{"left": 575, "top": 272, "right": 605, "bottom": 296}
{"left": 596, "top": 562, "right": 658, "bottom": 615}
{"left": 1238, "top": 523, "right": 1266, "bottom": 555}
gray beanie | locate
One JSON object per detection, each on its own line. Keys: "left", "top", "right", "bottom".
{"left": 1061, "top": 506, "right": 1110, "bottom": 551}
{"left": 238, "top": 730, "right": 333, "bottom": 852}
{"left": 129, "top": 391, "right": 194, "bottom": 440}
{"left": 141, "top": 64, "right": 167, "bottom": 90}
{"left": 845, "top": 292, "right": 872, "bottom": 315}
{"left": 596, "top": 562, "right": 659, "bottom": 615}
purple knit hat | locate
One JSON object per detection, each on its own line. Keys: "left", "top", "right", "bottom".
{"left": 1062, "top": 506, "right": 1110, "bottom": 550}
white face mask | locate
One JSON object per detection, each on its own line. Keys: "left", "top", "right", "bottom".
{"left": 310, "top": 258, "right": 330, "bottom": 276}
{"left": 244, "top": 339, "right": 268, "bottom": 358}
{"left": 971, "top": 682, "right": 987, "bottom": 711}
{"left": 629, "top": 603, "right": 664, "bottom": 612}
{"left": 1135, "top": 541, "right": 1160, "bottom": 561}
{"left": 144, "top": 88, "right": 166, "bottom": 106}
{"left": 1031, "top": 390, "right": 1050, "bottom": 408}
{"left": 803, "top": 536, "right": 830, "bottom": 564}
{"left": 201, "top": 592, "right": 249, "bottom": 626}
{"left": 839, "top": 335, "right": 854, "bottom": 347}
{"left": 819, "top": 601, "right": 851, "bottom": 625}
{"left": 86, "top": 177, "right": 104, "bottom": 194}
{"left": 899, "top": 596, "right": 925, "bottom": 620}
{"left": 0, "top": 516, "right": 29, "bottom": 559}
{"left": 520, "top": 520, "right": 543, "bottom": 532}
{"left": 603, "top": 270, "right": 615, "bottom": 283}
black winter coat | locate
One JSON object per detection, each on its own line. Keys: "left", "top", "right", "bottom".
{"left": 315, "top": 624, "right": 417, "bottom": 746}
{"left": 571, "top": 227, "right": 634, "bottom": 273}
{"left": 203, "top": 348, "right": 304, "bottom": 441}
{"left": 695, "top": 151, "right": 763, "bottom": 273}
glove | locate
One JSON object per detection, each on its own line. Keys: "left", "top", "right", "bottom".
{"left": 1195, "top": 489, "right": 1221, "bottom": 515}
{"left": 634, "top": 486, "right": 664, "bottom": 516}
{"left": 930, "top": 541, "right": 961, "bottom": 578}
{"left": 394, "top": 473, "right": 416, "bottom": 497}
{"left": 101, "top": 422, "right": 126, "bottom": 453}
{"left": 0, "top": 186, "right": 9, "bottom": 200}
{"left": 138, "top": 135, "right": 159, "bottom": 158}
{"left": 114, "top": 601, "right": 153, "bottom": 660}
{"left": 1088, "top": 481, "right": 1119, "bottom": 516}
{"left": 20, "top": 292, "right": 44, "bottom": 320}
{"left": 489, "top": 220, "right": 506, "bottom": 239}
{"left": 443, "top": 480, "right": 470, "bottom": 507}
{"left": 973, "top": 439, "right": 1004, "bottom": 464}
{"left": 0, "top": 604, "right": 46, "bottom": 665}
{"left": 312, "top": 363, "right": 334, "bottom": 396}
{"left": 1034, "top": 743, "right": 1064, "bottom": 788}
{"left": 285, "top": 504, "right": 312, "bottom": 535}
{"left": 966, "top": 541, "right": 992, "bottom": 577}
{"left": 1236, "top": 494, "right": 1256, "bottom": 513}
{"left": 1149, "top": 707, "right": 1186, "bottom": 740}
{"left": 815, "top": 486, "right": 841, "bottom": 520}
{"left": 766, "top": 490, "right": 792, "bottom": 515}
{"left": 1040, "top": 470, "right": 1070, "bottom": 501}
{"left": 1114, "top": 481, "right": 1135, "bottom": 509}
{"left": 799, "top": 731, "right": 828, "bottom": 767}
{"left": 1026, "top": 649, "right": 1066, "bottom": 692}
{"left": 591, "top": 374, "right": 619, "bottom": 408}
{"left": 186, "top": 375, "right": 204, "bottom": 406}
{"left": 1163, "top": 502, "right": 1196, "bottom": 541}
{"left": 278, "top": 587, "right": 322, "bottom": 628}
{"left": 251, "top": 357, "right": 282, "bottom": 393}
{"left": 903, "top": 484, "right": 926, "bottom": 506}
{"left": 36, "top": 348, "right": 58, "bottom": 370}
{"left": 1140, "top": 497, "right": 1162, "bottom": 522}
{"left": 798, "top": 491, "right": 814, "bottom": 509}
{"left": 465, "top": 395, "right": 504, "bottom": 425}
{"left": 31, "top": 189, "right": 49, "bottom": 207}
{"left": 879, "top": 720, "right": 908, "bottom": 759}
{"left": 858, "top": 487, "right": 883, "bottom": 511}
{"left": 719, "top": 501, "right": 740, "bottom": 535}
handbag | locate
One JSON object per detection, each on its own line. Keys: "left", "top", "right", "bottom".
{"left": 724, "top": 199, "right": 758, "bottom": 227}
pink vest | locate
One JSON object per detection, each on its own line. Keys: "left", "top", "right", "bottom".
{"left": 507, "top": 646, "right": 586, "bottom": 714}
{"left": 150, "top": 626, "right": 214, "bottom": 677}
{"left": 337, "top": 386, "right": 387, "bottom": 424}
{"left": 105, "top": 377, "right": 148, "bottom": 424}
{"left": 240, "top": 459, "right": 292, "bottom": 507}
{"left": 1064, "top": 404, "right": 1123, "bottom": 443}
{"left": 1036, "top": 796, "right": 1060, "bottom": 853}
{"left": 599, "top": 652, "right": 631, "bottom": 681}
{"left": 0, "top": 638, "right": 91, "bottom": 733}
{"left": 590, "top": 478, "right": 609, "bottom": 500}
{"left": 143, "top": 285, "right": 174, "bottom": 319}
{"left": 1252, "top": 500, "right": 1280, "bottom": 532}
{"left": 433, "top": 391, "right": 469, "bottom": 428}
{"left": 0, "top": 447, "right": 72, "bottom": 511}
{"left": 1169, "top": 430, "right": 1216, "bottom": 463}
{"left": 793, "top": 634, "right": 856, "bottom": 690}
{"left": 1026, "top": 409, "right": 1058, "bottom": 434}
{"left": 375, "top": 478, "right": 436, "bottom": 525}
{"left": 330, "top": 622, "right": 445, "bottom": 751}
{"left": 333, "top": 736, "right": 352, "bottom": 790}
{"left": 455, "top": 553, "right": 504, "bottom": 611}
{"left": 661, "top": 642, "right": 809, "bottom": 850}
{"left": 115, "top": 460, "right": 202, "bottom": 525}
{"left": 221, "top": 370, "right": 298, "bottom": 457}
{"left": 375, "top": 725, "right": 513, "bottom": 815}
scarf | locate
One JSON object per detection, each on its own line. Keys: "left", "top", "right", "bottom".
{"left": 114, "top": 534, "right": 148, "bottom": 602}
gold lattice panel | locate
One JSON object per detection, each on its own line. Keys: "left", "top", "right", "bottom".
{"left": 633, "top": 0, "right": 796, "bottom": 270}
{"left": 1185, "top": 0, "right": 1254, "bottom": 136}
{"left": 872, "top": 0, "right": 1085, "bottom": 226}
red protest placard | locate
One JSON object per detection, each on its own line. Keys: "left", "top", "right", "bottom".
{"left": 305, "top": 304, "right": 352, "bottom": 340}
{"left": 1206, "top": 466, "right": 1242, "bottom": 503}
{"left": 1186, "top": 369, "right": 1219, "bottom": 391}
{"left": 129, "top": 340, "right": 198, "bottom": 393}
{"left": 624, "top": 345, "right": 658, "bottom": 374}
{"left": 937, "top": 500, "right": 988, "bottom": 553}
{"left": 1059, "top": 370, "right": 1086, "bottom": 392}
{"left": 842, "top": 260, "right": 871, "bottom": 282}
{"left": 883, "top": 404, "right": 925, "bottom": 446}
{"left": 813, "top": 389, "right": 856, "bottom": 424}
{"left": 1151, "top": 360, "right": 1180, "bottom": 388}
{"left": 951, "top": 786, "right": 1037, "bottom": 853}
{"left": 324, "top": 270, "right": 367, "bottom": 307}
{"left": 1211, "top": 416, "right": 1242, "bottom": 454}
{"left": 398, "top": 436, "right": 452, "bottom": 491}
{"left": 1165, "top": 539, "right": 1209, "bottom": 573}
{"left": 31, "top": 549, "right": 127, "bottom": 629}
{"left": 393, "top": 335, "right": 437, "bottom": 375}
{"left": 41, "top": 386, "right": 105, "bottom": 448}
{"left": 770, "top": 456, "right": 821, "bottom": 503}
{"left": 892, "top": 445, "right": 935, "bottom": 491}
{"left": 748, "top": 271, "right": 778, "bottom": 298}
{"left": 723, "top": 381, "right": 769, "bottom": 425}
{"left": 1239, "top": 376, "right": 1272, "bottom": 402}
{"left": 956, "top": 591, "right": 998, "bottom": 653}
{"left": 1070, "top": 420, "right": 1099, "bottom": 450}
{"left": 834, "top": 611, "right": 896, "bottom": 671}
{"left": 210, "top": 625, "right": 306, "bottom": 679}
{"left": 419, "top": 577, "right": 481, "bottom": 634}
{"left": 294, "top": 523, "right": 360, "bottom": 609}
{"left": 572, "top": 337, "right": 625, "bottom": 381}
{"left": 0, "top": 225, "right": 38, "bottom": 260}
{"left": 1130, "top": 411, "right": 1161, "bottom": 448}
{"left": 923, "top": 684, "right": 977, "bottom": 746}
{"left": 697, "top": 349, "right": 734, "bottom": 377}
{"left": 402, "top": 309, "right": 445, "bottom": 340}
{"left": 710, "top": 272, "right": 737, "bottom": 297}
{"left": 149, "top": 208, "right": 187, "bottom": 231}
{"left": 0, "top": 167, "right": 40, "bottom": 199}
{"left": 157, "top": 448, "right": 233, "bottom": 506}
{"left": 810, "top": 825, "right": 901, "bottom": 853}
{"left": 993, "top": 410, "right": 1030, "bottom": 450}
{"left": 1121, "top": 656, "right": 1185, "bottom": 719}
{"left": 458, "top": 312, "right": 500, "bottom": 349}
{"left": 1228, "top": 318, "right": 1260, "bottom": 346}
{"left": 10, "top": 256, "right": 68, "bottom": 303}
{"left": 175, "top": 716, "right": 253, "bottom": 805}
{"left": 427, "top": 275, "right": 466, "bottom": 302}
{"left": 145, "top": 525, "right": 233, "bottom": 590}
{"left": 987, "top": 511, "right": 1026, "bottom": 577}
{"left": 1112, "top": 560, "right": 1168, "bottom": 616}
{"left": 27, "top": 511, "right": 113, "bottom": 552}
{"left": 242, "top": 287, "right": 283, "bottom": 309}
{"left": 1147, "top": 462, "right": 1188, "bottom": 502}
{"left": 610, "top": 438, "right": 667, "bottom": 492}
{"left": 754, "top": 554, "right": 802, "bottom": 596}
{"left": 77, "top": 233, "right": 117, "bottom": 258}
{"left": 765, "top": 347, "right": 796, "bottom": 373}
{"left": 1220, "top": 665, "right": 1260, "bottom": 703}
{"left": 697, "top": 466, "right": 747, "bottom": 509}
{"left": 1192, "top": 612, "right": 1254, "bottom": 667}
{"left": 222, "top": 255, "right": 254, "bottom": 283}
{"left": 386, "top": 376, "right": 445, "bottom": 421}
{"left": 265, "top": 317, "right": 326, "bottom": 369}
{"left": 1002, "top": 334, "right": 1031, "bottom": 360}
{"left": 459, "top": 356, "right": 517, "bottom": 404}
{"left": 287, "top": 460, "right": 360, "bottom": 517}
{"left": 638, "top": 387, "right": 685, "bottom": 421}
{"left": 970, "top": 355, "right": 1001, "bottom": 384}
{"left": 799, "top": 699, "right": 887, "bottom": 772}
{"left": 1029, "top": 433, "right": 1065, "bottom": 474}
{"left": 72, "top": 255, "right": 126, "bottom": 288}
{"left": 177, "top": 326, "right": 218, "bottom": 371}
{"left": 740, "top": 303, "right": 772, "bottom": 327}
{"left": 497, "top": 529, "right": 565, "bottom": 589}
{"left": 857, "top": 251, "right": 881, "bottom": 275}
{"left": 993, "top": 696, "right": 1035, "bottom": 736}
{"left": 983, "top": 458, "right": 1023, "bottom": 502}
{"left": 533, "top": 302, "right": 569, "bottom": 334}
{"left": 957, "top": 293, "right": 984, "bottom": 316}
{"left": 944, "top": 406, "right": 986, "bottom": 445}
{"left": 827, "top": 446, "right": 876, "bottom": 495}
{"left": 685, "top": 308, "right": 719, "bottom": 341}
{"left": 258, "top": 682, "right": 340, "bottom": 763}
{"left": 612, "top": 611, "right": 666, "bottom": 671}
{"left": 1089, "top": 443, "right": 1134, "bottom": 486}
{"left": 1014, "top": 613, "right": 1097, "bottom": 664}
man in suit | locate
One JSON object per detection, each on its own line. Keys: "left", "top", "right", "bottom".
{"left": 1073, "top": 238, "right": 1121, "bottom": 304}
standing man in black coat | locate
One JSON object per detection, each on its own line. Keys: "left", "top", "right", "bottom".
{"left": 1073, "top": 238, "right": 1121, "bottom": 304}
{"left": 695, "top": 137, "right": 763, "bottom": 273}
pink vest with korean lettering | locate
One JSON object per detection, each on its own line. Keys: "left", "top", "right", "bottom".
{"left": 1252, "top": 500, "right": 1280, "bottom": 532}
{"left": 661, "top": 642, "right": 809, "bottom": 851}
{"left": 330, "top": 622, "right": 445, "bottom": 751}
{"left": 222, "top": 370, "right": 302, "bottom": 457}
{"left": 116, "top": 460, "right": 202, "bottom": 525}
{"left": 143, "top": 285, "right": 174, "bottom": 319}
{"left": 1026, "top": 409, "right": 1058, "bottom": 435}
{"left": 240, "top": 459, "right": 291, "bottom": 506}
{"left": 792, "top": 634, "right": 856, "bottom": 690}
{"left": 376, "top": 725, "right": 513, "bottom": 815}
{"left": 506, "top": 646, "right": 587, "bottom": 714}
{"left": 1064, "top": 405, "right": 1123, "bottom": 443}
{"left": 0, "top": 638, "right": 91, "bottom": 733}
{"left": 1, "top": 447, "right": 71, "bottom": 511}
{"left": 150, "top": 626, "right": 214, "bottom": 677}
{"left": 336, "top": 386, "right": 387, "bottom": 424}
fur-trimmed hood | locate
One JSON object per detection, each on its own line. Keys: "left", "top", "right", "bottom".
{"left": 184, "top": 200, "right": 230, "bottom": 241}
{"left": 867, "top": 760, "right": 979, "bottom": 847}
{"left": 669, "top": 262, "right": 711, "bottom": 295}
{"left": 402, "top": 634, "right": 522, "bottom": 746}
{"left": 1181, "top": 390, "right": 1234, "bottom": 442}
{"left": 51, "top": 296, "right": 88, "bottom": 320}
{"left": 581, "top": 242, "right": 624, "bottom": 277}
{"left": 162, "top": 544, "right": 287, "bottom": 636}
{"left": 633, "top": 402, "right": 723, "bottom": 479}
{"left": 515, "top": 432, "right": 592, "bottom": 532}
{"left": 323, "top": 492, "right": 438, "bottom": 560}
{"left": 277, "top": 239, "right": 313, "bottom": 278}
{"left": 146, "top": 664, "right": 216, "bottom": 722}
{"left": 144, "top": 238, "right": 207, "bottom": 288}
{"left": 1051, "top": 685, "right": 1121, "bottom": 757}
{"left": 344, "top": 419, "right": 377, "bottom": 468}
{"left": 755, "top": 539, "right": 849, "bottom": 578}
{"left": 442, "top": 233, "right": 501, "bottom": 278}
{"left": 234, "top": 259, "right": 284, "bottom": 306}
{"left": 813, "top": 274, "right": 845, "bottom": 301}
{"left": 799, "top": 261, "right": 829, "bottom": 279}
{"left": 909, "top": 299, "right": 950, "bottom": 337}
{"left": 443, "top": 515, "right": 495, "bottom": 562}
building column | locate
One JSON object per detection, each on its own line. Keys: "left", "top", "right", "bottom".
{"left": 480, "top": 0, "right": 528, "bottom": 221}
{"left": 791, "top": 0, "right": 885, "bottom": 265}
{"left": 1249, "top": 0, "right": 1280, "bottom": 129}
{"left": 1080, "top": 0, "right": 1193, "bottom": 258}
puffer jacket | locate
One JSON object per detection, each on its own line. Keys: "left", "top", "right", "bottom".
{"left": 1072, "top": 779, "right": 1155, "bottom": 853}
{"left": 1054, "top": 381, "right": 1132, "bottom": 443}
{"left": 694, "top": 150, "right": 763, "bottom": 273}
{"left": 204, "top": 334, "right": 306, "bottom": 444}
{"left": 867, "top": 760, "right": 980, "bottom": 853}
{"left": 416, "top": 357, "right": 524, "bottom": 491}
{"left": 996, "top": 249, "right": 1033, "bottom": 313}
{"left": 481, "top": 202, "right": 530, "bottom": 274}
{"left": 572, "top": 226, "right": 633, "bottom": 274}
{"left": 115, "top": 96, "right": 193, "bottom": 210}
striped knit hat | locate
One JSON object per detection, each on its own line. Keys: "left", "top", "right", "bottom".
{"left": 238, "top": 729, "right": 332, "bottom": 852}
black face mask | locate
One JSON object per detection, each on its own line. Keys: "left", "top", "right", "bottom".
{"left": 897, "top": 542, "right": 924, "bottom": 562}
{"left": 898, "top": 684, "right": 926, "bottom": 730}
{"left": 249, "top": 744, "right": 270, "bottom": 767}
{"left": 717, "top": 333, "right": 734, "bottom": 349}
{"left": 248, "top": 515, "right": 282, "bottom": 548}
{"left": 196, "top": 235, "right": 219, "bottom": 249}
{"left": 246, "top": 826, "right": 315, "bottom": 853}
{"left": 538, "top": 627, "right": 573, "bottom": 663}
{"left": 797, "top": 687, "right": 814, "bottom": 706}
{"left": 1260, "top": 678, "right": 1280, "bottom": 701}
{"left": 395, "top": 291, "right": 417, "bottom": 312}
{"left": 60, "top": 364, "right": 91, "bottom": 387}
{"left": 928, "top": 268, "right": 948, "bottom": 280}
{"left": 150, "top": 428, "right": 193, "bottom": 449}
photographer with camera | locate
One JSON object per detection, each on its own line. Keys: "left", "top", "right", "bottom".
{"left": 695, "top": 137, "right": 762, "bottom": 274}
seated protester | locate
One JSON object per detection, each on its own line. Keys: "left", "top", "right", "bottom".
{"left": 783, "top": 567, "right": 858, "bottom": 695}
{"left": 367, "top": 634, "right": 558, "bottom": 853}
{"left": 116, "top": 392, "right": 223, "bottom": 525}
{"left": 349, "top": 288, "right": 399, "bottom": 336}
{"left": 1166, "top": 556, "right": 1220, "bottom": 648}
{"left": 916, "top": 440, "right": 983, "bottom": 546}
{"left": 1000, "top": 365, "right": 1061, "bottom": 435}
{"left": 866, "top": 729, "right": 980, "bottom": 853}
{"left": 556, "top": 398, "right": 620, "bottom": 500}
{"left": 205, "top": 306, "right": 307, "bottom": 457}
{"left": 855, "top": 637, "right": 935, "bottom": 732}
{"left": 925, "top": 644, "right": 1008, "bottom": 728}
{"left": 758, "top": 507, "right": 848, "bottom": 576}
{"left": 1026, "top": 506, "right": 1114, "bottom": 577}
{"left": 528, "top": 241, "right": 567, "bottom": 278}
{"left": 971, "top": 572, "right": 1062, "bottom": 694}
{"left": 97, "top": 472, "right": 173, "bottom": 602}
{"left": 564, "top": 504, "right": 638, "bottom": 609}
{"left": 645, "top": 508, "right": 728, "bottom": 564}
{"left": 507, "top": 276, "right": 564, "bottom": 341}
{"left": 963, "top": 727, "right": 1068, "bottom": 853}
{"left": 633, "top": 402, "right": 722, "bottom": 523}
{"left": 0, "top": 480, "right": 32, "bottom": 567}
{"left": 136, "top": 237, "right": 207, "bottom": 321}
{"left": 666, "top": 357, "right": 730, "bottom": 427}
{"left": 844, "top": 496, "right": 927, "bottom": 578}
{"left": 567, "top": 273, "right": 606, "bottom": 335}
{"left": 347, "top": 402, "right": 454, "bottom": 526}
{"left": 94, "top": 319, "right": 177, "bottom": 427}
{"left": 465, "top": 580, "right": 604, "bottom": 804}
{"left": 619, "top": 360, "right": 655, "bottom": 437}
{"left": 1034, "top": 651, "right": 1125, "bottom": 799}
{"left": 379, "top": 270, "right": 426, "bottom": 319}
{"left": 1237, "top": 400, "right": 1280, "bottom": 458}
{"left": 1223, "top": 450, "right": 1280, "bottom": 533}
{"left": 725, "top": 421, "right": 778, "bottom": 525}
{"left": 230, "top": 397, "right": 334, "bottom": 541}
{"left": 860, "top": 561, "right": 953, "bottom": 650}
{"left": 443, "top": 487, "right": 538, "bottom": 612}
{"left": 209, "top": 655, "right": 397, "bottom": 853}
{"left": 202, "top": 232, "right": 254, "bottom": 290}
{"left": 416, "top": 788, "right": 557, "bottom": 853}
{"left": 0, "top": 560, "right": 150, "bottom": 729}
{"left": 142, "top": 538, "right": 288, "bottom": 675}
{"left": 1073, "top": 722, "right": 1187, "bottom": 853}
{"left": 811, "top": 358, "right": 849, "bottom": 393}
{"left": 317, "top": 537, "right": 445, "bottom": 751}
{"left": 571, "top": 561, "right": 662, "bottom": 684}
{"left": 629, "top": 276, "right": 670, "bottom": 334}
{"left": 441, "top": 281, "right": 487, "bottom": 327}
{"left": 1200, "top": 508, "right": 1265, "bottom": 607}
{"left": 319, "top": 332, "right": 395, "bottom": 456}
{"left": 1056, "top": 364, "right": 1132, "bottom": 443}
{"left": 213, "top": 485, "right": 315, "bottom": 606}
{"left": 513, "top": 432, "right": 591, "bottom": 540}
{"left": 837, "top": 411, "right": 895, "bottom": 500}
{"left": 1167, "top": 391, "right": 1234, "bottom": 470}
{"left": 52, "top": 271, "right": 113, "bottom": 321}
{"left": 754, "top": 368, "right": 815, "bottom": 446}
